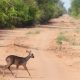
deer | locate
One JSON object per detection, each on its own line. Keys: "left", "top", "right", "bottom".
{"left": 3, "top": 50, "right": 34, "bottom": 78}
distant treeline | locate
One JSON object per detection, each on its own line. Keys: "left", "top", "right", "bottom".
{"left": 69, "top": 0, "right": 80, "bottom": 18}
{"left": 0, "top": 0, "right": 65, "bottom": 29}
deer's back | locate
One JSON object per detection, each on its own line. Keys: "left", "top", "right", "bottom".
{"left": 6, "top": 55, "right": 25, "bottom": 65}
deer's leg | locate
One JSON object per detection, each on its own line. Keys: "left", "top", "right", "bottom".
{"left": 15, "top": 65, "right": 19, "bottom": 77}
{"left": 3, "top": 65, "right": 15, "bottom": 77}
{"left": 23, "top": 64, "right": 31, "bottom": 77}
{"left": 8, "top": 66, "right": 15, "bottom": 77}
{"left": 16, "top": 65, "right": 19, "bottom": 69}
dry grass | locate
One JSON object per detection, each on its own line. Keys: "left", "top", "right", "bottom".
{"left": 26, "top": 30, "right": 40, "bottom": 35}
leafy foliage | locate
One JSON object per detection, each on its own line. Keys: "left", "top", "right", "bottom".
{"left": 56, "top": 32, "right": 68, "bottom": 45}
{"left": 69, "top": 0, "right": 80, "bottom": 17}
{"left": 36, "top": 0, "right": 65, "bottom": 23}
{"left": 0, "top": 0, "right": 65, "bottom": 29}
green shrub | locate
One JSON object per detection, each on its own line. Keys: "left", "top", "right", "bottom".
{"left": 0, "top": 0, "right": 65, "bottom": 29}
{"left": 56, "top": 32, "right": 68, "bottom": 50}
{"left": 56, "top": 32, "right": 68, "bottom": 45}
{"left": 36, "top": 0, "right": 65, "bottom": 23}
{"left": 70, "top": 0, "right": 80, "bottom": 17}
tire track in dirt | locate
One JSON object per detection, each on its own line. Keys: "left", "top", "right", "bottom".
{"left": 0, "top": 15, "right": 80, "bottom": 80}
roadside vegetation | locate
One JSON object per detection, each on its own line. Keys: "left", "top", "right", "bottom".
{"left": 0, "top": 0, "right": 65, "bottom": 29}
{"left": 69, "top": 0, "right": 80, "bottom": 18}
{"left": 26, "top": 30, "right": 40, "bottom": 34}
{"left": 56, "top": 32, "right": 68, "bottom": 50}
{"left": 56, "top": 30, "right": 80, "bottom": 50}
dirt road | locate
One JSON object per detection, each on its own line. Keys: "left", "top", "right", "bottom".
{"left": 0, "top": 15, "right": 80, "bottom": 80}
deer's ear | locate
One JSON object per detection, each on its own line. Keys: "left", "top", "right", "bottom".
{"left": 29, "top": 50, "right": 31, "bottom": 54}
{"left": 30, "top": 50, "right": 31, "bottom": 53}
{"left": 26, "top": 50, "right": 32, "bottom": 55}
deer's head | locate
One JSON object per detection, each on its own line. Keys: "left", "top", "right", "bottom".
{"left": 26, "top": 50, "right": 34, "bottom": 58}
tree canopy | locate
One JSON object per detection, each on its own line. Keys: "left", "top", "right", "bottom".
{"left": 0, "top": 0, "right": 65, "bottom": 29}
{"left": 69, "top": 0, "right": 80, "bottom": 17}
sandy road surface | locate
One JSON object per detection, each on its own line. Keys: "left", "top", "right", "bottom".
{"left": 0, "top": 15, "right": 80, "bottom": 80}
